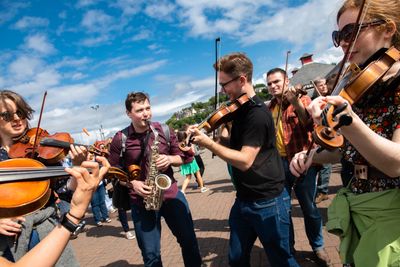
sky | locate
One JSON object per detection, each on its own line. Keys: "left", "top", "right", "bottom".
{"left": 0, "top": 0, "right": 345, "bottom": 144}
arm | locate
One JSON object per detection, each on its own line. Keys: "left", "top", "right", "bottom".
{"left": 286, "top": 88, "right": 310, "bottom": 125}
{"left": 0, "top": 157, "right": 110, "bottom": 267}
{"left": 188, "top": 127, "right": 259, "bottom": 171}
{"left": 289, "top": 148, "right": 341, "bottom": 177}
{"left": 305, "top": 95, "right": 400, "bottom": 177}
{"left": 340, "top": 108, "right": 400, "bottom": 177}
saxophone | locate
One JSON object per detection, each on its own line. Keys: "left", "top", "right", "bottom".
{"left": 143, "top": 123, "right": 172, "bottom": 211}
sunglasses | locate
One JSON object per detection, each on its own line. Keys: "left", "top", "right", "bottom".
{"left": 219, "top": 76, "right": 240, "bottom": 89}
{"left": 332, "top": 19, "right": 386, "bottom": 47}
{"left": 0, "top": 110, "right": 26, "bottom": 122}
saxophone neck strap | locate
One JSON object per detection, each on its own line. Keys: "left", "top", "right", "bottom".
{"left": 140, "top": 129, "right": 152, "bottom": 162}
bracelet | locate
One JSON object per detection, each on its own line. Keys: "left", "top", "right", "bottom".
{"left": 67, "top": 211, "right": 84, "bottom": 221}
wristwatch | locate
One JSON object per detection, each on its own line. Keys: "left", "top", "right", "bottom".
{"left": 60, "top": 213, "right": 85, "bottom": 237}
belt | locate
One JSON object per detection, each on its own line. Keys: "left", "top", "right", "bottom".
{"left": 354, "top": 164, "right": 392, "bottom": 180}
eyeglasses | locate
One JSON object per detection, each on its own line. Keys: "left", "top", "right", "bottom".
{"left": 219, "top": 76, "right": 240, "bottom": 89}
{"left": 0, "top": 110, "right": 26, "bottom": 122}
{"left": 332, "top": 19, "right": 386, "bottom": 47}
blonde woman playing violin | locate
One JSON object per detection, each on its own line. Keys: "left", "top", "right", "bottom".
{"left": 290, "top": 1, "right": 400, "bottom": 266}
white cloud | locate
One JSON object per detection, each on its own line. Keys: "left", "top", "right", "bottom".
{"left": 176, "top": 0, "right": 275, "bottom": 37}
{"left": 131, "top": 29, "right": 153, "bottom": 41}
{"left": 313, "top": 46, "right": 343, "bottom": 65}
{"left": 110, "top": 0, "right": 144, "bottom": 15}
{"left": 76, "top": 0, "right": 98, "bottom": 8}
{"left": 81, "top": 10, "right": 114, "bottom": 32}
{"left": 81, "top": 34, "right": 111, "bottom": 46}
{"left": 25, "top": 34, "right": 56, "bottom": 54}
{"left": 8, "top": 55, "right": 43, "bottom": 80}
{"left": 0, "top": 1, "right": 30, "bottom": 26}
{"left": 144, "top": 1, "right": 175, "bottom": 21}
{"left": 13, "top": 16, "right": 49, "bottom": 29}
{"left": 9, "top": 69, "right": 61, "bottom": 96}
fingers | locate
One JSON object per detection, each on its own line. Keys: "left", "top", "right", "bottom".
{"left": 69, "top": 144, "right": 89, "bottom": 166}
{"left": 0, "top": 218, "right": 25, "bottom": 236}
{"left": 95, "top": 156, "right": 111, "bottom": 178}
{"left": 289, "top": 150, "right": 315, "bottom": 177}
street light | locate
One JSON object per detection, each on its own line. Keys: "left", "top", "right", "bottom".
{"left": 90, "top": 104, "right": 105, "bottom": 140}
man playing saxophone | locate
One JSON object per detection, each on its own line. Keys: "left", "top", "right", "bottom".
{"left": 107, "top": 92, "right": 202, "bottom": 267}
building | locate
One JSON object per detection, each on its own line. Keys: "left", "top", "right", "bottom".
{"left": 290, "top": 53, "right": 337, "bottom": 97}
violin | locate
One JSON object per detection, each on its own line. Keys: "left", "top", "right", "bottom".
{"left": 179, "top": 93, "right": 250, "bottom": 151}
{"left": 280, "top": 86, "right": 308, "bottom": 108}
{"left": 313, "top": 46, "right": 400, "bottom": 150}
{"left": 9, "top": 127, "right": 105, "bottom": 164}
{"left": 105, "top": 164, "right": 141, "bottom": 182}
{"left": 0, "top": 158, "right": 71, "bottom": 218}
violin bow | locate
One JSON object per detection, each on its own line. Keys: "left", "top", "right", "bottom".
{"left": 301, "top": 0, "right": 368, "bottom": 168}
{"left": 275, "top": 50, "right": 291, "bottom": 132}
{"left": 332, "top": 0, "right": 368, "bottom": 90}
{"left": 31, "top": 91, "right": 48, "bottom": 158}
{"left": 212, "top": 37, "right": 221, "bottom": 158}
{"left": 310, "top": 80, "right": 322, "bottom": 97}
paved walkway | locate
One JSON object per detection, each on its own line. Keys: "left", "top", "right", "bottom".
{"left": 71, "top": 150, "right": 342, "bottom": 266}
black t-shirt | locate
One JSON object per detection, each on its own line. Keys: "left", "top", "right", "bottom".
{"left": 230, "top": 95, "right": 285, "bottom": 201}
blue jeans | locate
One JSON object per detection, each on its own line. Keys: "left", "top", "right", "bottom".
{"left": 317, "top": 164, "right": 332, "bottom": 195}
{"left": 28, "top": 229, "right": 40, "bottom": 250}
{"left": 118, "top": 208, "right": 130, "bottom": 232}
{"left": 228, "top": 189, "right": 299, "bottom": 267}
{"left": 57, "top": 200, "right": 71, "bottom": 216}
{"left": 131, "top": 191, "right": 201, "bottom": 267}
{"left": 281, "top": 158, "right": 324, "bottom": 251}
{"left": 91, "top": 183, "right": 109, "bottom": 223}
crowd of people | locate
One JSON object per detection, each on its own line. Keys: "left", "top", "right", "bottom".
{"left": 1, "top": 0, "right": 400, "bottom": 266}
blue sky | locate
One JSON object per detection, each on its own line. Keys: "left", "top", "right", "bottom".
{"left": 0, "top": 0, "right": 344, "bottom": 144}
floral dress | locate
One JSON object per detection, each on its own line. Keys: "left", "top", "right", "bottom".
{"left": 341, "top": 71, "right": 400, "bottom": 194}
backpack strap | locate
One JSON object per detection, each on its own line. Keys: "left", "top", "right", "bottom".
{"left": 119, "top": 127, "right": 129, "bottom": 168}
{"left": 160, "top": 123, "right": 170, "bottom": 149}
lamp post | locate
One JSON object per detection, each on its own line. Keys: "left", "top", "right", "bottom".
{"left": 90, "top": 104, "right": 105, "bottom": 140}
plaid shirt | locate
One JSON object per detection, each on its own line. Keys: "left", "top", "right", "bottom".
{"left": 268, "top": 95, "right": 314, "bottom": 161}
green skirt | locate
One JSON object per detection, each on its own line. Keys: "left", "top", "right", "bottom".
{"left": 180, "top": 159, "right": 200, "bottom": 176}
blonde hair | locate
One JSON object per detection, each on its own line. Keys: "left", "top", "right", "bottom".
{"left": 337, "top": 0, "right": 400, "bottom": 48}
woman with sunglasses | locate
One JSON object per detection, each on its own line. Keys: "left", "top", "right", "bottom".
{"left": 0, "top": 90, "right": 87, "bottom": 266}
{"left": 290, "top": 0, "right": 400, "bottom": 266}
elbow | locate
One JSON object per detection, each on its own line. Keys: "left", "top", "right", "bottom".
{"left": 384, "top": 168, "right": 400, "bottom": 178}
{"left": 236, "top": 161, "right": 253, "bottom": 172}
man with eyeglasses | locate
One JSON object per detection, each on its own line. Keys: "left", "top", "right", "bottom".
{"left": 266, "top": 68, "right": 331, "bottom": 266}
{"left": 188, "top": 52, "right": 298, "bottom": 267}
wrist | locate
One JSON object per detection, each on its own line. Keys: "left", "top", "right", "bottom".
{"left": 206, "top": 139, "right": 214, "bottom": 150}
{"left": 67, "top": 211, "right": 83, "bottom": 223}
{"left": 68, "top": 206, "right": 86, "bottom": 222}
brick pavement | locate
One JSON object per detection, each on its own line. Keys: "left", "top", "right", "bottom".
{"left": 71, "top": 150, "right": 343, "bottom": 267}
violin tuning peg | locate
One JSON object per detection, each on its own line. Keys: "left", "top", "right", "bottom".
{"left": 333, "top": 114, "right": 353, "bottom": 131}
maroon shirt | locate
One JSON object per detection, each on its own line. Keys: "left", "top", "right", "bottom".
{"left": 108, "top": 122, "right": 191, "bottom": 206}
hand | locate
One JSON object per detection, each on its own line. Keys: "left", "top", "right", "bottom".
{"left": 325, "top": 96, "right": 354, "bottom": 119}
{"left": 155, "top": 154, "right": 171, "bottom": 172}
{"left": 284, "top": 86, "right": 297, "bottom": 104}
{"left": 69, "top": 144, "right": 88, "bottom": 166}
{"left": 289, "top": 149, "right": 316, "bottom": 177}
{"left": 306, "top": 96, "right": 328, "bottom": 124}
{"left": 65, "top": 156, "right": 110, "bottom": 219}
{"left": 0, "top": 217, "right": 25, "bottom": 236}
{"left": 130, "top": 180, "right": 152, "bottom": 197}
{"left": 187, "top": 126, "right": 213, "bottom": 148}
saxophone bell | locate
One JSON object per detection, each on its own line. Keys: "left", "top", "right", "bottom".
{"left": 155, "top": 174, "right": 172, "bottom": 190}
